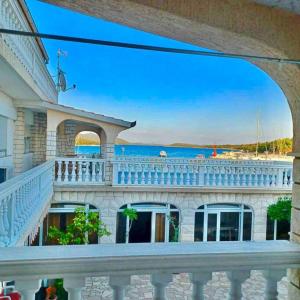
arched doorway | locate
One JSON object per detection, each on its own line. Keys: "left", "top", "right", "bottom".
{"left": 116, "top": 202, "right": 180, "bottom": 243}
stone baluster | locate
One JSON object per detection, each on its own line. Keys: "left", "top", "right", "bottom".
{"left": 120, "top": 165, "right": 125, "bottom": 184}
{"left": 71, "top": 160, "right": 76, "bottom": 182}
{"left": 271, "top": 168, "right": 276, "bottom": 187}
{"left": 9, "top": 191, "right": 16, "bottom": 243}
{"left": 226, "top": 270, "right": 250, "bottom": 300}
{"left": 212, "top": 168, "right": 217, "bottom": 186}
{"left": 236, "top": 168, "right": 241, "bottom": 187}
{"left": 253, "top": 168, "right": 258, "bottom": 187}
{"left": 189, "top": 272, "right": 212, "bottom": 300}
{"left": 0, "top": 198, "right": 8, "bottom": 246}
{"left": 91, "top": 161, "right": 96, "bottom": 182}
{"left": 199, "top": 166, "right": 205, "bottom": 186}
{"left": 154, "top": 166, "right": 159, "bottom": 185}
{"left": 186, "top": 166, "right": 191, "bottom": 185}
{"left": 127, "top": 164, "right": 132, "bottom": 184}
{"left": 262, "top": 269, "right": 286, "bottom": 300}
{"left": 241, "top": 168, "right": 247, "bottom": 187}
{"left": 15, "top": 279, "right": 40, "bottom": 300}
{"left": 141, "top": 165, "right": 146, "bottom": 184}
{"left": 282, "top": 168, "right": 287, "bottom": 187}
{"left": 191, "top": 166, "right": 197, "bottom": 186}
{"left": 166, "top": 165, "right": 171, "bottom": 185}
{"left": 2, "top": 198, "right": 10, "bottom": 243}
{"left": 178, "top": 166, "right": 183, "bottom": 185}
{"left": 64, "top": 277, "right": 86, "bottom": 300}
{"left": 78, "top": 160, "right": 83, "bottom": 182}
{"left": 151, "top": 273, "right": 173, "bottom": 300}
{"left": 224, "top": 168, "right": 229, "bottom": 186}
{"left": 57, "top": 160, "right": 62, "bottom": 182}
{"left": 134, "top": 165, "right": 139, "bottom": 184}
{"left": 109, "top": 275, "right": 131, "bottom": 300}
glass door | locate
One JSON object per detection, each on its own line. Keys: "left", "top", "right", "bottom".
{"left": 129, "top": 212, "right": 152, "bottom": 243}
{"left": 220, "top": 212, "right": 240, "bottom": 241}
{"left": 207, "top": 213, "right": 218, "bottom": 241}
{"left": 154, "top": 213, "right": 166, "bottom": 242}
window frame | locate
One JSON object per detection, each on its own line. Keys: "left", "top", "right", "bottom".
{"left": 195, "top": 203, "right": 253, "bottom": 242}
{"left": 117, "top": 203, "right": 180, "bottom": 243}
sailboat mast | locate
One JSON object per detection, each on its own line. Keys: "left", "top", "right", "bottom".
{"left": 255, "top": 112, "right": 260, "bottom": 157}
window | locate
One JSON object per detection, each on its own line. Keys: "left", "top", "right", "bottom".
{"left": 31, "top": 203, "right": 99, "bottom": 246}
{"left": 0, "top": 115, "right": 7, "bottom": 157}
{"left": 0, "top": 168, "right": 6, "bottom": 184}
{"left": 195, "top": 203, "right": 253, "bottom": 242}
{"left": 266, "top": 215, "right": 290, "bottom": 240}
{"left": 116, "top": 203, "right": 180, "bottom": 243}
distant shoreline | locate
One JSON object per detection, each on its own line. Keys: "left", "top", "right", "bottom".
{"left": 76, "top": 144, "right": 232, "bottom": 150}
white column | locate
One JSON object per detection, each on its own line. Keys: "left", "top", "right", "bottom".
{"left": 226, "top": 270, "right": 250, "bottom": 300}
{"left": 109, "top": 275, "right": 131, "bottom": 300}
{"left": 151, "top": 273, "right": 173, "bottom": 300}
{"left": 189, "top": 272, "right": 212, "bottom": 300}
{"left": 15, "top": 279, "right": 40, "bottom": 300}
{"left": 64, "top": 276, "right": 85, "bottom": 300}
{"left": 262, "top": 269, "right": 286, "bottom": 300}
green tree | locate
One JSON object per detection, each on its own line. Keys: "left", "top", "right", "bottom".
{"left": 122, "top": 208, "right": 138, "bottom": 241}
{"left": 48, "top": 207, "right": 110, "bottom": 245}
{"left": 267, "top": 196, "right": 292, "bottom": 222}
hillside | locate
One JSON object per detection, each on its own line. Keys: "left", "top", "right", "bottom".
{"left": 169, "top": 138, "right": 292, "bottom": 155}
{"left": 75, "top": 133, "right": 129, "bottom": 145}
{"left": 75, "top": 133, "right": 292, "bottom": 155}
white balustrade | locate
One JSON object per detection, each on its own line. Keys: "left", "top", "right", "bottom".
{"left": 0, "top": 0, "right": 57, "bottom": 101}
{"left": 0, "top": 160, "right": 54, "bottom": 247}
{"left": 55, "top": 157, "right": 105, "bottom": 185}
{"left": 0, "top": 241, "right": 299, "bottom": 300}
{"left": 112, "top": 156, "right": 293, "bottom": 189}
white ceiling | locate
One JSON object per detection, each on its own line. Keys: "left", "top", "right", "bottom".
{"left": 252, "top": 0, "right": 300, "bottom": 14}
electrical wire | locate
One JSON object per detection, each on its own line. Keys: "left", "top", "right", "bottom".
{"left": 1, "top": 28, "right": 300, "bottom": 65}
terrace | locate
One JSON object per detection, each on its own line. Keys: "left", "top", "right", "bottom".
{"left": 0, "top": 0, "right": 300, "bottom": 299}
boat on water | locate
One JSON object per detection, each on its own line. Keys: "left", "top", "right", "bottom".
{"left": 159, "top": 150, "right": 167, "bottom": 157}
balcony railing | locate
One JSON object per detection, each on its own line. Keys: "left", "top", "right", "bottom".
{"left": 55, "top": 157, "right": 105, "bottom": 185}
{"left": 112, "top": 157, "right": 293, "bottom": 189}
{"left": 0, "top": 0, "right": 57, "bottom": 101}
{"left": 0, "top": 160, "right": 54, "bottom": 247}
{"left": 0, "top": 241, "right": 299, "bottom": 299}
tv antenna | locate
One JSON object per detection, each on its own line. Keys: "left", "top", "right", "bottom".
{"left": 56, "top": 49, "right": 76, "bottom": 92}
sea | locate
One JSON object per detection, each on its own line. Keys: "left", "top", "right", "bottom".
{"left": 75, "top": 145, "right": 230, "bottom": 159}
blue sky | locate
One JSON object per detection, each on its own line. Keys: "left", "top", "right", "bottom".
{"left": 27, "top": 0, "right": 292, "bottom": 145}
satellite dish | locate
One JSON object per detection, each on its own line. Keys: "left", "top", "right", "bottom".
{"left": 58, "top": 69, "right": 66, "bottom": 92}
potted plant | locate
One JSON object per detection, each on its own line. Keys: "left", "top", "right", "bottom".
{"left": 46, "top": 286, "right": 57, "bottom": 300}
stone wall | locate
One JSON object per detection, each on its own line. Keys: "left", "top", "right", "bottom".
{"left": 56, "top": 120, "right": 77, "bottom": 156}
{"left": 31, "top": 112, "right": 47, "bottom": 166}
{"left": 13, "top": 108, "right": 25, "bottom": 175}
{"left": 52, "top": 189, "right": 291, "bottom": 243}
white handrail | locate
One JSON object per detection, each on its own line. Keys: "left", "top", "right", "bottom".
{"left": 0, "top": 160, "right": 54, "bottom": 246}
{"left": 112, "top": 157, "right": 293, "bottom": 188}
{"left": 55, "top": 157, "right": 105, "bottom": 185}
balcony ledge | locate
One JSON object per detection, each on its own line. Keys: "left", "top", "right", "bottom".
{"left": 54, "top": 184, "right": 292, "bottom": 194}
{"left": 1, "top": 241, "right": 300, "bottom": 280}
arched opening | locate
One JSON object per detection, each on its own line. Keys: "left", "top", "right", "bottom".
{"left": 75, "top": 131, "right": 101, "bottom": 157}
{"left": 116, "top": 202, "right": 179, "bottom": 243}
{"left": 55, "top": 119, "right": 107, "bottom": 158}
{"left": 195, "top": 203, "right": 253, "bottom": 242}
{"left": 31, "top": 203, "right": 99, "bottom": 246}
